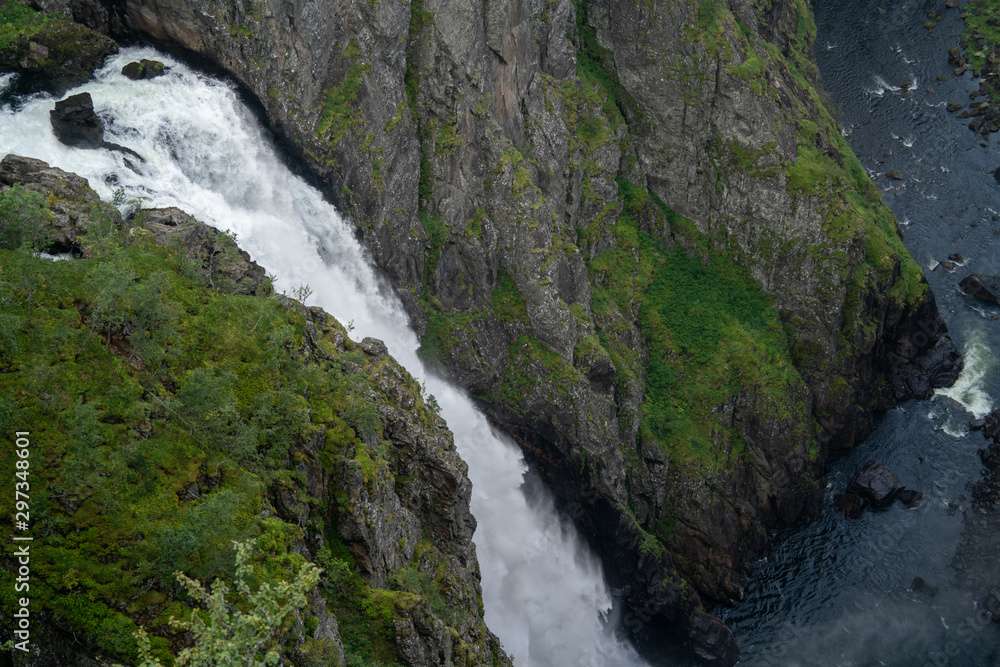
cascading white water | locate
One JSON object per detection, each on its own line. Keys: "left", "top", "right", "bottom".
{"left": 0, "top": 47, "right": 654, "bottom": 667}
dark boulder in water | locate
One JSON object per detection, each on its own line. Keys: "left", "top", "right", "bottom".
{"left": 960, "top": 274, "right": 1000, "bottom": 307}
{"left": 50, "top": 92, "right": 103, "bottom": 148}
{"left": 688, "top": 612, "right": 740, "bottom": 667}
{"left": 911, "top": 577, "right": 940, "bottom": 597}
{"left": 897, "top": 489, "right": 923, "bottom": 507}
{"left": 48, "top": 93, "right": 144, "bottom": 166}
{"left": 122, "top": 59, "right": 167, "bottom": 80}
{"left": 834, "top": 492, "right": 866, "bottom": 519}
{"left": 846, "top": 460, "right": 906, "bottom": 509}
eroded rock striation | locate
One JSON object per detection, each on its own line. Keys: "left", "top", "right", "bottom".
{"left": 26, "top": 0, "right": 963, "bottom": 662}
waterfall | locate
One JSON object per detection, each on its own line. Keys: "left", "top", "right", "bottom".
{"left": 0, "top": 47, "right": 653, "bottom": 667}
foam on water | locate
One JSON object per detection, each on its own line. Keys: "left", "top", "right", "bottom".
{"left": 934, "top": 332, "right": 995, "bottom": 419}
{"left": 0, "top": 73, "right": 16, "bottom": 95}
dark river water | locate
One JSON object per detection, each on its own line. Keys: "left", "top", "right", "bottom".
{"left": 720, "top": 1, "right": 1000, "bottom": 665}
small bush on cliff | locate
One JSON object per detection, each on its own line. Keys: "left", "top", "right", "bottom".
{"left": 131, "top": 538, "right": 321, "bottom": 667}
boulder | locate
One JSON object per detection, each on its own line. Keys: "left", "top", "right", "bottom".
{"left": 897, "top": 489, "right": 923, "bottom": 506}
{"left": 886, "top": 170, "right": 904, "bottom": 180}
{"left": 139, "top": 207, "right": 268, "bottom": 295}
{"left": 911, "top": 577, "right": 939, "bottom": 597}
{"left": 121, "top": 59, "right": 167, "bottom": 80}
{"left": 687, "top": 612, "right": 740, "bottom": 667}
{"left": 948, "top": 102, "right": 966, "bottom": 112}
{"left": 846, "top": 461, "right": 906, "bottom": 509}
{"left": 50, "top": 92, "right": 103, "bottom": 148}
{"left": 834, "top": 493, "right": 866, "bottom": 519}
{"left": 48, "top": 93, "right": 144, "bottom": 165}
{"left": 959, "top": 274, "right": 1000, "bottom": 307}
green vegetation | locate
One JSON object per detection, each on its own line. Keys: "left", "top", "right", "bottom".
{"left": 131, "top": 539, "right": 321, "bottom": 667}
{"left": 316, "top": 62, "right": 370, "bottom": 145}
{"left": 0, "top": 184, "right": 46, "bottom": 250}
{"left": 0, "top": 0, "right": 114, "bottom": 76}
{"left": 962, "top": 0, "right": 1000, "bottom": 73}
{"left": 640, "top": 246, "right": 804, "bottom": 467}
{"left": 0, "top": 0, "right": 61, "bottom": 58}
{"left": 697, "top": 0, "right": 725, "bottom": 30}
{"left": 0, "top": 185, "right": 456, "bottom": 664}
{"left": 786, "top": 118, "right": 925, "bottom": 308}
{"left": 490, "top": 270, "right": 528, "bottom": 326}
{"left": 961, "top": 0, "right": 1000, "bottom": 106}
{"left": 419, "top": 210, "right": 447, "bottom": 285}
{"left": 586, "top": 180, "right": 807, "bottom": 469}
{"left": 497, "top": 335, "right": 583, "bottom": 409}
{"left": 571, "top": 0, "right": 639, "bottom": 120}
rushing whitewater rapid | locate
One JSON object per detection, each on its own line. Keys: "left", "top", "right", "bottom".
{"left": 0, "top": 48, "right": 652, "bottom": 666}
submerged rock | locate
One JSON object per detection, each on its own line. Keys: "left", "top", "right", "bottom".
{"left": 911, "top": 577, "right": 940, "bottom": 597}
{"left": 846, "top": 461, "right": 906, "bottom": 509}
{"left": 834, "top": 492, "right": 866, "bottom": 519}
{"left": 688, "top": 613, "right": 740, "bottom": 666}
{"left": 960, "top": 273, "right": 1000, "bottom": 306}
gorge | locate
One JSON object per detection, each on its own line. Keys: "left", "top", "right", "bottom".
{"left": 0, "top": 0, "right": 993, "bottom": 665}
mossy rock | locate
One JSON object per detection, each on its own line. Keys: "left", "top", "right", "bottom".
{"left": 0, "top": 2, "right": 117, "bottom": 95}
{"left": 121, "top": 59, "right": 167, "bottom": 81}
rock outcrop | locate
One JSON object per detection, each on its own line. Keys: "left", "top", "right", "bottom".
{"left": 50, "top": 91, "right": 105, "bottom": 147}
{"left": 0, "top": 156, "right": 510, "bottom": 666}
{"left": 0, "top": 152, "right": 104, "bottom": 250}
{"left": 0, "top": 5, "right": 116, "bottom": 96}
{"left": 23, "top": 0, "right": 963, "bottom": 662}
{"left": 960, "top": 273, "right": 1000, "bottom": 307}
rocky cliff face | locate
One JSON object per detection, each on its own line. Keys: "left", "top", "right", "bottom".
{"left": 34, "top": 0, "right": 962, "bottom": 662}
{"left": 0, "top": 154, "right": 508, "bottom": 666}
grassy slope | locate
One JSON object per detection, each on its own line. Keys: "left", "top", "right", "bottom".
{"left": 0, "top": 189, "right": 457, "bottom": 665}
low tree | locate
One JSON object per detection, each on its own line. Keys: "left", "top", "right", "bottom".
{"left": 132, "top": 539, "right": 322, "bottom": 667}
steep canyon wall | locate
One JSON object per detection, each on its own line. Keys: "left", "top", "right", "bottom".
{"left": 28, "top": 0, "right": 963, "bottom": 662}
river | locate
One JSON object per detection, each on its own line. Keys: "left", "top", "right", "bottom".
{"left": 720, "top": 1, "right": 1000, "bottom": 665}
